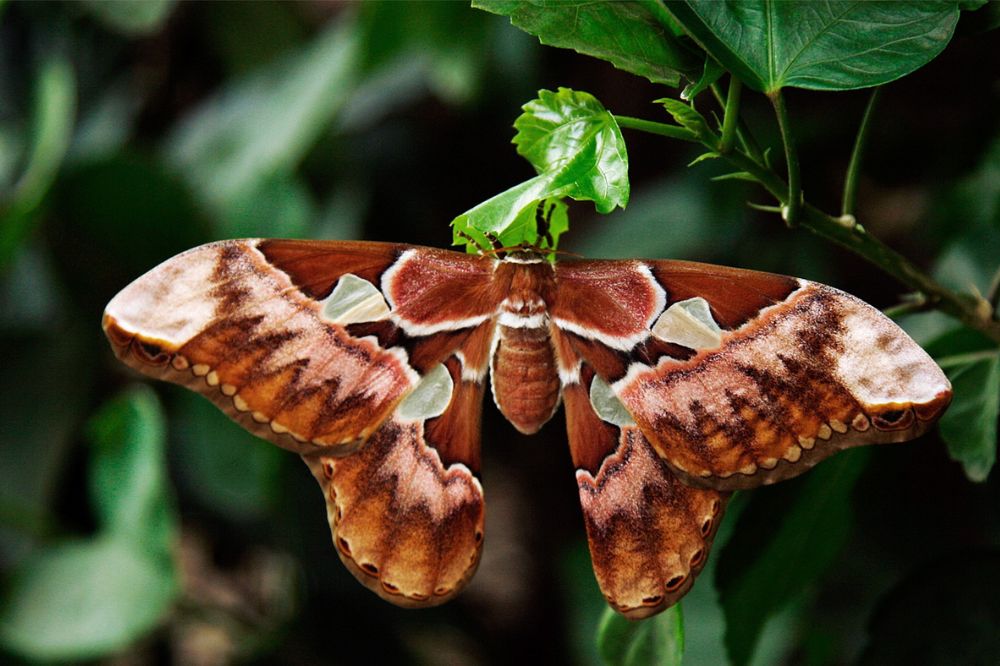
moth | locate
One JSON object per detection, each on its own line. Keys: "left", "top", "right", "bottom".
{"left": 103, "top": 239, "right": 951, "bottom": 619}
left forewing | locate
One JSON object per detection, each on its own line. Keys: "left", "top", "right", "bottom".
{"left": 103, "top": 239, "right": 500, "bottom": 457}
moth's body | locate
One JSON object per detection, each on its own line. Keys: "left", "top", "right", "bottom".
{"left": 491, "top": 253, "right": 560, "bottom": 434}
{"left": 103, "top": 239, "right": 951, "bottom": 619}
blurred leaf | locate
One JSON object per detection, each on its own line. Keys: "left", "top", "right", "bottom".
{"left": 0, "top": 387, "right": 178, "bottom": 660}
{"left": 0, "top": 242, "right": 59, "bottom": 330}
{"left": 0, "top": 328, "right": 91, "bottom": 559}
{"left": 929, "top": 328, "right": 999, "bottom": 482}
{"left": 473, "top": 0, "right": 698, "bottom": 86}
{"left": 0, "top": 125, "right": 21, "bottom": 188}
{"left": 0, "top": 55, "right": 75, "bottom": 270}
{"left": 86, "top": 385, "right": 175, "bottom": 547}
{"left": 50, "top": 154, "right": 210, "bottom": 300}
{"left": 667, "top": 1, "right": 960, "bottom": 92}
{"left": 0, "top": 535, "right": 177, "bottom": 661}
{"left": 359, "top": 1, "right": 490, "bottom": 104}
{"left": 165, "top": 15, "right": 359, "bottom": 220}
{"left": 202, "top": 1, "right": 307, "bottom": 75}
{"left": 82, "top": 0, "right": 176, "bottom": 35}
{"left": 173, "top": 391, "right": 283, "bottom": 521}
{"left": 597, "top": 604, "right": 684, "bottom": 666}
{"left": 859, "top": 552, "right": 1000, "bottom": 665}
{"left": 933, "top": 228, "right": 1000, "bottom": 298}
{"left": 453, "top": 88, "right": 628, "bottom": 252}
{"left": 66, "top": 81, "right": 140, "bottom": 163}
{"left": 561, "top": 540, "right": 606, "bottom": 666}
{"left": 949, "top": 135, "right": 1000, "bottom": 229}
{"left": 716, "top": 448, "right": 870, "bottom": 666}
{"left": 569, "top": 172, "right": 746, "bottom": 261}
{"left": 216, "top": 171, "right": 314, "bottom": 239}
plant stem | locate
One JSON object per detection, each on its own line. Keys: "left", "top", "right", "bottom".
{"left": 882, "top": 293, "right": 929, "bottom": 319}
{"left": 936, "top": 349, "right": 1000, "bottom": 369}
{"left": 719, "top": 76, "right": 742, "bottom": 154}
{"left": 842, "top": 88, "right": 880, "bottom": 218}
{"left": 770, "top": 91, "right": 801, "bottom": 227}
{"left": 620, "top": 114, "right": 1000, "bottom": 343}
{"left": 614, "top": 115, "right": 697, "bottom": 142}
{"left": 710, "top": 82, "right": 765, "bottom": 163}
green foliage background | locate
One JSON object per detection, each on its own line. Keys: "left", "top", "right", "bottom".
{"left": 0, "top": 1, "right": 998, "bottom": 664}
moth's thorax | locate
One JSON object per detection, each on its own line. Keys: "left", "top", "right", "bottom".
{"left": 490, "top": 258, "right": 560, "bottom": 434}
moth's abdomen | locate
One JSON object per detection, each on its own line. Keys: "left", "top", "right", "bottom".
{"left": 491, "top": 321, "right": 561, "bottom": 435}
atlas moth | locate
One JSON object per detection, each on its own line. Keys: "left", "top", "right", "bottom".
{"left": 102, "top": 238, "right": 951, "bottom": 619}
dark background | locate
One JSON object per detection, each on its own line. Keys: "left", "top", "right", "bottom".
{"left": 1, "top": 2, "right": 998, "bottom": 664}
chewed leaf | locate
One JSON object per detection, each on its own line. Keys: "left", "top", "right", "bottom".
{"left": 452, "top": 88, "right": 627, "bottom": 252}
{"left": 514, "top": 88, "right": 629, "bottom": 212}
{"left": 450, "top": 176, "right": 570, "bottom": 252}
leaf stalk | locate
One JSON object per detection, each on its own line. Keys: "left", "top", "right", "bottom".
{"left": 614, "top": 115, "right": 697, "bottom": 142}
{"left": 621, "top": 111, "right": 1000, "bottom": 344}
{"left": 841, "top": 88, "right": 880, "bottom": 218}
{"left": 718, "top": 76, "right": 741, "bottom": 154}
{"left": 769, "top": 91, "right": 801, "bottom": 227}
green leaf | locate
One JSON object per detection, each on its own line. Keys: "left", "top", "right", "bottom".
{"left": 929, "top": 328, "right": 999, "bottom": 482}
{"left": 0, "top": 56, "right": 76, "bottom": 269}
{"left": 597, "top": 604, "right": 684, "bottom": 666}
{"left": 0, "top": 535, "right": 178, "bottom": 661}
{"left": 173, "top": 391, "right": 284, "bottom": 521}
{"left": 656, "top": 98, "right": 714, "bottom": 142}
{"left": 515, "top": 89, "right": 629, "bottom": 211}
{"left": 940, "top": 354, "right": 999, "bottom": 481}
{"left": 716, "top": 448, "right": 870, "bottom": 666}
{"left": 0, "top": 328, "right": 92, "bottom": 555}
{"left": 51, "top": 155, "right": 211, "bottom": 289}
{"left": 681, "top": 55, "right": 725, "bottom": 100}
{"left": 216, "top": 171, "right": 315, "bottom": 239}
{"left": 859, "top": 552, "right": 1000, "bottom": 665}
{"left": 452, "top": 88, "right": 628, "bottom": 252}
{"left": 473, "top": 0, "right": 699, "bottom": 86}
{"left": 165, "top": 15, "right": 359, "bottom": 221}
{"left": 451, "top": 178, "right": 563, "bottom": 251}
{"left": 358, "top": 1, "right": 491, "bottom": 104}
{"left": 86, "top": 386, "right": 175, "bottom": 547}
{"left": 667, "top": 1, "right": 961, "bottom": 92}
{"left": 687, "top": 151, "right": 719, "bottom": 167}
{"left": 82, "top": 0, "right": 176, "bottom": 36}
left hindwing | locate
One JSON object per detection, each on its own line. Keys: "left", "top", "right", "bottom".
{"left": 552, "top": 259, "right": 952, "bottom": 491}
{"left": 561, "top": 354, "right": 727, "bottom": 619}
{"left": 104, "top": 239, "right": 502, "bottom": 607}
